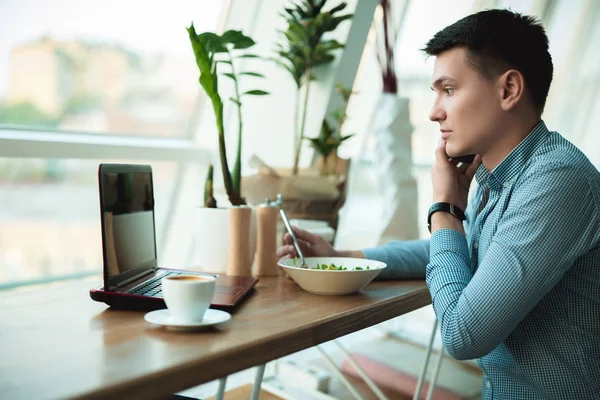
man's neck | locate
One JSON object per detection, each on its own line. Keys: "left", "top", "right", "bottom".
{"left": 481, "top": 115, "right": 541, "bottom": 171}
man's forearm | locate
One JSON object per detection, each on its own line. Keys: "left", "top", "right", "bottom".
{"left": 362, "top": 239, "right": 430, "bottom": 280}
{"left": 336, "top": 249, "right": 366, "bottom": 258}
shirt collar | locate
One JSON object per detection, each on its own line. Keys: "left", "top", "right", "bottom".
{"left": 475, "top": 120, "right": 549, "bottom": 190}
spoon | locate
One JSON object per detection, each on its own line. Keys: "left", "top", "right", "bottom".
{"left": 279, "top": 209, "right": 309, "bottom": 268}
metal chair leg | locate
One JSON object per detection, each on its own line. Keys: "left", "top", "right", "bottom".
{"left": 413, "top": 319, "right": 438, "bottom": 400}
{"left": 425, "top": 345, "right": 445, "bottom": 400}
{"left": 215, "top": 377, "right": 227, "bottom": 400}
{"left": 317, "top": 345, "right": 366, "bottom": 400}
{"left": 334, "top": 340, "right": 389, "bottom": 400}
{"left": 249, "top": 364, "right": 266, "bottom": 400}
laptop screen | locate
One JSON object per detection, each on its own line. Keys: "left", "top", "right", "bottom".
{"left": 101, "top": 171, "right": 157, "bottom": 279}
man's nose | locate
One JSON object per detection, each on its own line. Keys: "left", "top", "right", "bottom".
{"left": 429, "top": 99, "right": 446, "bottom": 122}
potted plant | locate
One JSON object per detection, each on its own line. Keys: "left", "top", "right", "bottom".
{"left": 187, "top": 23, "right": 268, "bottom": 206}
{"left": 187, "top": 24, "right": 268, "bottom": 273}
{"left": 273, "top": 0, "right": 353, "bottom": 175}
{"left": 241, "top": 1, "right": 354, "bottom": 234}
{"left": 308, "top": 82, "right": 355, "bottom": 176}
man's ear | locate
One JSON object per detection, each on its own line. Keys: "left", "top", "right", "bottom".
{"left": 498, "top": 69, "right": 525, "bottom": 111}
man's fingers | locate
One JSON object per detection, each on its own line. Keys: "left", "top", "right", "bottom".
{"left": 464, "top": 155, "right": 482, "bottom": 180}
{"left": 276, "top": 245, "right": 295, "bottom": 259}
{"left": 277, "top": 238, "right": 312, "bottom": 258}
{"left": 291, "top": 226, "right": 317, "bottom": 243}
{"left": 458, "top": 162, "right": 470, "bottom": 173}
{"left": 284, "top": 233, "right": 311, "bottom": 248}
{"left": 295, "top": 238, "right": 312, "bottom": 253}
{"left": 283, "top": 233, "right": 293, "bottom": 245}
{"left": 434, "top": 139, "right": 451, "bottom": 165}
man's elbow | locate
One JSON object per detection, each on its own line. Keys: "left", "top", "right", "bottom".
{"left": 442, "top": 338, "right": 494, "bottom": 361}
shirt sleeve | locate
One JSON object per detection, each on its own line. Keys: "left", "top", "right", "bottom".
{"left": 363, "top": 239, "right": 429, "bottom": 280}
{"left": 427, "top": 163, "right": 598, "bottom": 360}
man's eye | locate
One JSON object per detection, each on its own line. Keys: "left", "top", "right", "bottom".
{"left": 444, "top": 87, "right": 454, "bottom": 95}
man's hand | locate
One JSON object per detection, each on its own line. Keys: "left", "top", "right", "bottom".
{"left": 432, "top": 139, "right": 481, "bottom": 211}
{"left": 276, "top": 226, "right": 339, "bottom": 260}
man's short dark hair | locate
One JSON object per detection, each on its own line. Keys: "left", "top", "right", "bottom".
{"left": 423, "top": 9, "right": 553, "bottom": 115}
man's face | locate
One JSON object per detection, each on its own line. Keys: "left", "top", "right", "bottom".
{"left": 429, "top": 47, "right": 502, "bottom": 158}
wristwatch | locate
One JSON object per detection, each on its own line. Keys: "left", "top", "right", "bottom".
{"left": 427, "top": 202, "right": 466, "bottom": 233}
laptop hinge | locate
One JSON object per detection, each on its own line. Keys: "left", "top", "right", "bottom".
{"left": 115, "top": 268, "right": 156, "bottom": 289}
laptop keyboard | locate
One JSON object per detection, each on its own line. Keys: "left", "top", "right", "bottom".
{"left": 128, "top": 271, "right": 242, "bottom": 298}
{"left": 128, "top": 271, "right": 192, "bottom": 298}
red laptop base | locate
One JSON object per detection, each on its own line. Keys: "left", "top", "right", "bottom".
{"left": 89, "top": 270, "right": 258, "bottom": 312}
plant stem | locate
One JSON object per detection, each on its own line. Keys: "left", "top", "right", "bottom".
{"left": 204, "top": 164, "right": 217, "bottom": 208}
{"left": 320, "top": 156, "right": 327, "bottom": 176}
{"left": 334, "top": 109, "right": 344, "bottom": 177}
{"left": 293, "top": 65, "right": 312, "bottom": 175}
{"left": 332, "top": 151, "right": 338, "bottom": 176}
{"left": 293, "top": 87, "right": 300, "bottom": 159}
{"left": 217, "top": 120, "right": 234, "bottom": 201}
{"left": 227, "top": 49, "right": 244, "bottom": 201}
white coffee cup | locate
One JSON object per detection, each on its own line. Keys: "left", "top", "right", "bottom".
{"left": 162, "top": 275, "right": 216, "bottom": 322}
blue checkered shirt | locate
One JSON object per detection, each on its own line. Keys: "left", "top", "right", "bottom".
{"left": 365, "top": 121, "right": 600, "bottom": 399}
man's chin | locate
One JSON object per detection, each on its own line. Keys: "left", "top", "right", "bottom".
{"left": 445, "top": 146, "right": 463, "bottom": 158}
{"left": 447, "top": 146, "right": 474, "bottom": 162}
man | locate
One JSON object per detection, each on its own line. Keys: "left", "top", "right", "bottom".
{"left": 277, "top": 9, "right": 600, "bottom": 399}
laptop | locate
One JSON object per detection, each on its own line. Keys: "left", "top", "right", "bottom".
{"left": 89, "top": 163, "right": 258, "bottom": 311}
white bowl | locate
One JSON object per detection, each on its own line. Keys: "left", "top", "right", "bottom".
{"left": 278, "top": 257, "right": 387, "bottom": 295}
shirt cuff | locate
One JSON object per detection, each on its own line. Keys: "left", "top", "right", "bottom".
{"left": 426, "top": 228, "right": 473, "bottom": 307}
{"left": 429, "top": 228, "right": 470, "bottom": 260}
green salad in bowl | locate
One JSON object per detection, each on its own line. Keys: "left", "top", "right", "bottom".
{"left": 278, "top": 257, "right": 387, "bottom": 295}
{"left": 293, "top": 258, "right": 372, "bottom": 271}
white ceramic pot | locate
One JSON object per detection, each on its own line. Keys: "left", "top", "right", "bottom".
{"left": 193, "top": 207, "right": 257, "bottom": 274}
{"left": 371, "top": 94, "right": 419, "bottom": 243}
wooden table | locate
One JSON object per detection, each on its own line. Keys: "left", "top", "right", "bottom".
{"left": 0, "top": 276, "right": 430, "bottom": 400}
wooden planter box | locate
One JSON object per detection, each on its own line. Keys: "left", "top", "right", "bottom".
{"left": 242, "top": 159, "right": 350, "bottom": 232}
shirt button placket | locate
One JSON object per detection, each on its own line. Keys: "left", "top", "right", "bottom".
{"left": 484, "top": 380, "right": 493, "bottom": 399}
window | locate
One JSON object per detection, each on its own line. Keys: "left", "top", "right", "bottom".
{"left": 0, "top": 0, "right": 228, "bottom": 289}
{"left": 0, "top": 0, "right": 226, "bottom": 137}
{"left": 0, "top": 158, "right": 177, "bottom": 289}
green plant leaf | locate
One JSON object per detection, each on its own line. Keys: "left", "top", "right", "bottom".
{"left": 318, "top": 39, "right": 344, "bottom": 51}
{"left": 187, "top": 26, "right": 219, "bottom": 100}
{"left": 199, "top": 32, "right": 227, "bottom": 53}
{"left": 221, "top": 72, "right": 236, "bottom": 80}
{"left": 238, "top": 53, "right": 261, "bottom": 58}
{"left": 331, "top": 110, "right": 343, "bottom": 121}
{"left": 329, "top": 14, "right": 354, "bottom": 31}
{"left": 329, "top": 3, "right": 348, "bottom": 14}
{"left": 240, "top": 72, "right": 265, "bottom": 78}
{"left": 229, "top": 97, "right": 241, "bottom": 106}
{"left": 243, "top": 89, "right": 270, "bottom": 96}
{"left": 221, "top": 30, "right": 256, "bottom": 49}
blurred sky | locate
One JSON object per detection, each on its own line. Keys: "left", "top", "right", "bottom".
{"left": 0, "top": 0, "right": 224, "bottom": 98}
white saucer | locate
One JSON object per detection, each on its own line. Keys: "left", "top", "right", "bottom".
{"left": 144, "top": 309, "right": 232, "bottom": 331}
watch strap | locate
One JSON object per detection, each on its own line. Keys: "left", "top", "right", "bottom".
{"left": 427, "top": 202, "right": 466, "bottom": 232}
